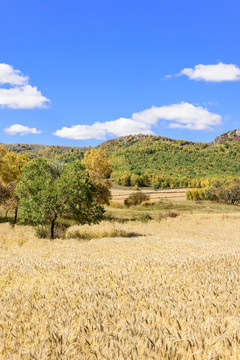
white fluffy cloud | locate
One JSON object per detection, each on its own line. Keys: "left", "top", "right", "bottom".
{"left": 134, "top": 103, "right": 222, "bottom": 130}
{"left": 0, "top": 63, "right": 29, "bottom": 86}
{"left": 179, "top": 62, "right": 240, "bottom": 82}
{"left": 4, "top": 124, "right": 42, "bottom": 135}
{"left": 54, "top": 118, "right": 153, "bottom": 140}
{"left": 54, "top": 102, "right": 222, "bottom": 140}
{"left": 0, "top": 63, "right": 50, "bottom": 109}
{"left": 0, "top": 85, "right": 50, "bottom": 109}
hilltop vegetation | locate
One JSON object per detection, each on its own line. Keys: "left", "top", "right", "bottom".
{"left": 108, "top": 136, "right": 240, "bottom": 187}
{"left": 2, "top": 142, "right": 89, "bottom": 161}
{"left": 2, "top": 129, "right": 240, "bottom": 188}
{"left": 114, "top": 142, "right": 240, "bottom": 187}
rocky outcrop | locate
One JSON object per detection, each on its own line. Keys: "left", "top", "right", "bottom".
{"left": 214, "top": 128, "right": 240, "bottom": 144}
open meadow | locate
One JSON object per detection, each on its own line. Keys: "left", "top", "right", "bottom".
{"left": 1, "top": 209, "right": 240, "bottom": 359}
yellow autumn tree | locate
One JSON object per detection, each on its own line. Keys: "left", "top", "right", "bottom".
{"left": 82, "top": 148, "right": 112, "bottom": 205}
{"left": 0, "top": 147, "right": 29, "bottom": 222}
{"left": 0, "top": 145, "right": 7, "bottom": 174}
{"left": 1, "top": 151, "right": 28, "bottom": 183}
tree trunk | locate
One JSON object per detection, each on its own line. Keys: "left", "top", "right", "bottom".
{"left": 50, "top": 213, "right": 58, "bottom": 239}
{"left": 14, "top": 206, "right": 18, "bottom": 224}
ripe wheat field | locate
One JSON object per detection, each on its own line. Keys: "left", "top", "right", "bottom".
{"left": 1, "top": 214, "right": 240, "bottom": 359}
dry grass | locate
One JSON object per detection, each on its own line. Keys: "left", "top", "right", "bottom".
{"left": 1, "top": 214, "right": 240, "bottom": 359}
{"left": 0, "top": 223, "right": 37, "bottom": 249}
{"left": 65, "top": 221, "right": 141, "bottom": 240}
{"left": 111, "top": 187, "right": 187, "bottom": 203}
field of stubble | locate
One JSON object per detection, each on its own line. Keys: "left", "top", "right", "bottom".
{"left": 1, "top": 214, "right": 240, "bottom": 359}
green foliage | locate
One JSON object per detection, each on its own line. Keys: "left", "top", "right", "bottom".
{"left": 16, "top": 158, "right": 104, "bottom": 238}
{"left": 152, "top": 183, "right": 160, "bottom": 191}
{"left": 124, "top": 192, "right": 150, "bottom": 207}
{"left": 3, "top": 135, "right": 240, "bottom": 189}
{"left": 35, "top": 226, "right": 48, "bottom": 239}
{"left": 5, "top": 143, "right": 88, "bottom": 162}
{"left": 109, "top": 138, "right": 240, "bottom": 188}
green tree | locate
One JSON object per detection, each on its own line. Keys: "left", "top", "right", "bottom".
{"left": 16, "top": 158, "right": 104, "bottom": 239}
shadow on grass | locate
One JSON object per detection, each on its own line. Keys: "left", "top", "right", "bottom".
{"left": 66, "top": 226, "right": 144, "bottom": 240}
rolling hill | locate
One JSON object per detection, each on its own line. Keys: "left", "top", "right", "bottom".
{"left": 1, "top": 129, "right": 240, "bottom": 187}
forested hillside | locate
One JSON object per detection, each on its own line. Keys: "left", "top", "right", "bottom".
{"left": 2, "top": 130, "right": 240, "bottom": 188}
{"left": 107, "top": 136, "right": 240, "bottom": 187}
{"left": 2, "top": 143, "right": 89, "bottom": 162}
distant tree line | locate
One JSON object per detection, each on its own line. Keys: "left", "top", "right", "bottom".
{"left": 186, "top": 179, "right": 240, "bottom": 205}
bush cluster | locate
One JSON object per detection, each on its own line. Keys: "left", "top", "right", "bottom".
{"left": 124, "top": 192, "right": 150, "bottom": 207}
{"left": 141, "top": 200, "right": 155, "bottom": 206}
{"left": 186, "top": 179, "right": 240, "bottom": 205}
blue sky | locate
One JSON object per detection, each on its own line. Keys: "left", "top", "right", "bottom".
{"left": 1, "top": 0, "right": 240, "bottom": 146}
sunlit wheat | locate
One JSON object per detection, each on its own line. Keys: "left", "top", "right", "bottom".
{"left": 1, "top": 214, "right": 240, "bottom": 359}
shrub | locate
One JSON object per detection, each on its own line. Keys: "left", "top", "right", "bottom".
{"left": 109, "top": 201, "right": 123, "bottom": 209}
{"left": 185, "top": 188, "right": 206, "bottom": 201}
{"left": 159, "top": 211, "right": 180, "bottom": 220}
{"left": 186, "top": 179, "right": 240, "bottom": 205}
{"left": 35, "top": 226, "right": 48, "bottom": 238}
{"left": 124, "top": 192, "right": 150, "bottom": 207}
{"left": 152, "top": 183, "right": 160, "bottom": 191}
{"left": 141, "top": 200, "right": 155, "bottom": 206}
{"left": 205, "top": 179, "right": 240, "bottom": 204}
{"left": 165, "top": 211, "right": 179, "bottom": 218}
{"left": 138, "top": 213, "right": 153, "bottom": 223}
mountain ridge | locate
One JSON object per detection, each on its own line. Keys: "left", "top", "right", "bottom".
{"left": 213, "top": 128, "right": 240, "bottom": 144}
{"left": 1, "top": 129, "right": 239, "bottom": 187}
{"left": 2, "top": 135, "right": 189, "bottom": 154}
{"left": 2, "top": 128, "right": 240, "bottom": 154}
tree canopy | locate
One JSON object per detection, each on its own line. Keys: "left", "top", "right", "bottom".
{"left": 82, "top": 148, "right": 112, "bottom": 205}
{"left": 0, "top": 146, "right": 29, "bottom": 223}
{"left": 16, "top": 158, "right": 104, "bottom": 238}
